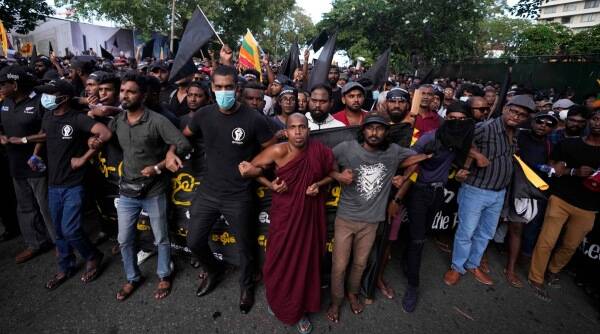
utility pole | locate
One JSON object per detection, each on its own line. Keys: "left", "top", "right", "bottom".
{"left": 170, "top": 0, "right": 176, "bottom": 52}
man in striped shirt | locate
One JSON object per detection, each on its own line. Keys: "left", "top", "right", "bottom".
{"left": 444, "top": 95, "right": 536, "bottom": 286}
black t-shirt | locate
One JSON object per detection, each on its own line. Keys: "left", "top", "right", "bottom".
{"left": 550, "top": 138, "right": 600, "bottom": 211}
{"left": 42, "top": 109, "right": 96, "bottom": 187}
{"left": 388, "top": 123, "right": 413, "bottom": 148}
{"left": 179, "top": 112, "right": 205, "bottom": 178}
{"left": 0, "top": 93, "right": 46, "bottom": 179}
{"left": 187, "top": 103, "right": 273, "bottom": 199}
{"left": 517, "top": 129, "right": 550, "bottom": 180}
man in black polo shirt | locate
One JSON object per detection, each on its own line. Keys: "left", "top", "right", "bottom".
{"left": 0, "top": 65, "right": 56, "bottom": 263}
{"left": 183, "top": 65, "right": 275, "bottom": 314}
{"left": 35, "top": 79, "right": 112, "bottom": 290}
{"left": 444, "top": 95, "right": 536, "bottom": 286}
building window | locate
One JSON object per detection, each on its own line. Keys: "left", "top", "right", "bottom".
{"left": 563, "top": 3, "right": 577, "bottom": 11}
{"left": 544, "top": 6, "right": 557, "bottom": 14}
{"left": 561, "top": 16, "right": 571, "bottom": 24}
{"left": 584, "top": 1, "right": 600, "bottom": 9}
{"left": 581, "top": 14, "right": 595, "bottom": 22}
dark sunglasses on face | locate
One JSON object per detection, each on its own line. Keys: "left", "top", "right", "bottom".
{"left": 535, "top": 118, "right": 555, "bottom": 126}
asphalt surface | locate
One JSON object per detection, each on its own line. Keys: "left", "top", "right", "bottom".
{"left": 0, "top": 231, "right": 598, "bottom": 334}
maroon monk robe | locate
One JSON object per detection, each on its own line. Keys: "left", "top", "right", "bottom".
{"left": 263, "top": 139, "right": 335, "bottom": 325}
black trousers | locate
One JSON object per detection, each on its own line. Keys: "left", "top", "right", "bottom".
{"left": 405, "top": 183, "right": 445, "bottom": 287}
{"left": 187, "top": 190, "right": 255, "bottom": 290}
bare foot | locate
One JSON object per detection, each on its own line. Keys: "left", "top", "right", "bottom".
{"left": 347, "top": 293, "right": 364, "bottom": 314}
{"left": 326, "top": 304, "right": 340, "bottom": 323}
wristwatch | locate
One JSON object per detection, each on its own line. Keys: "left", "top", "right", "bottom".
{"left": 21, "top": 137, "right": 28, "bottom": 144}
{"left": 153, "top": 165, "right": 162, "bottom": 175}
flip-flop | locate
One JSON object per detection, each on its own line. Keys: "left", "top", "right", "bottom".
{"left": 348, "top": 297, "right": 364, "bottom": 315}
{"left": 116, "top": 278, "right": 144, "bottom": 301}
{"left": 45, "top": 272, "right": 72, "bottom": 290}
{"left": 504, "top": 269, "right": 524, "bottom": 288}
{"left": 528, "top": 280, "right": 551, "bottom": 303}
{"left": 81, "top": 253, "right": 104, "bottom": 283}
{"left": 296, "top": 316, "right": 312, "bottom": 334}
{"left": 154, "top": 278, "right": 171, "bottom": 300}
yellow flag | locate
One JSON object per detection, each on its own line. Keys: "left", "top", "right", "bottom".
{"left": 514, "top": 155, "right": 549, "bottom": 191}
{"left": 0, "top": 20, "right": 8, "bottom": 56}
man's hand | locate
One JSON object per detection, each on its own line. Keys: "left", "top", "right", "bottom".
{"left": 392, "top": 175, "right": 406, "bottom": 188}
{"left": 239, "top": 161, "right": 261, "bottom": 178}
{"left": 474, "top": 154, "right": 490, "bottom": 168}
{"left": 87, "top": 95, "right": 99, "bottom": 106}
{"left": 165, "top": 152, "right": 183, "bottom": 172}
{"left": 7, "top": 137, "right": 24, "bottom": 145}
{"left": 141, "top": 165, "right": 157, "bottom": 177}
{"left": 552, "top": 161, "right": 567, "bottom": 177}
{"left": 455, "top": 169, "right": 470, "bottom": 182}
{"left": 336, "top": 169, "right": 353, "bottom": 185}
{"left": 220, "top": 44, "right": 233, "bottom": 65}
{"left": 27, "top": 155, "right": 39, "bottom": 171}
{"left": 0, "top": 135, "right": 8, "bottom": 145}
{"left": 304, "top": 49, "right": 310, "bottom": 62}
{"left": 262, "top": 53, "right": 270, "bottom": 67}
{"left": 70, "top": 157, "right": 86, "bottom": 170}
{"left": 88, "top": 136, "right": 103, "bottom": 150}
{"left": 274, "top": 129, "right": 287, "bottom": 140}
{"left": 575, "top": 166, "right": 594, "bottom": 177}
{"left": 306, "top": 183, "right": 319, "bottom": 196}
{"left": 270, "top": 177, "right": 288, "bottom": 193}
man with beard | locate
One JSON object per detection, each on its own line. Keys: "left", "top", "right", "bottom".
{"left": 238, "top": 113, "right": 335, "bottom": 334}
{"left": 270, "top": 86, "right": 298, "bottom": 130}
{"left": 444, "top": 95, "right": 536, "bottom": 287}
{"left": 327, "top": 114, "right": 421, "bottom": 323}
{"left": 182, "top": 65, "right": 274, "bottom": 314}
{"left": 332, "top": 82, "right": 368, "bottom": 126}
{"left": 70, "top": 60, "right": 96, "bottom": 99}
{"left": 148, "top": 61, "right": 177, "bottom": 107}
{"left": 385, "top": 88, "right": 414, "bottom": 147}
{"left": 528, "top": 109, "right": 600, "bottom": 302}
{"left": 549, "top": 105, "right": 588, "bottom": 146}
{"left": 33, "top": 56, "right": 59, "bottom": 81}
{"left": 400, "top": 101, "right": 474, "bottom": 312}
{"left": 305, "top": 84, "right": 344, "bottom": 130}
{"left": 110, "top": 73, "right": 191, "bottom": 301}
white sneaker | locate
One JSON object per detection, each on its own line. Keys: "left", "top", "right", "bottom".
{"left": 136, "top": 249, "right": 156, "bottom": 265}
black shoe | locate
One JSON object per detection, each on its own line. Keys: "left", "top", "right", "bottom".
{"left": 195, "top": 270, "right": 221, "bottom": 297}
{"left": 402, "top": 285, "right": 418, "bottom": 313}
{"left": 239, "top": 288, "right": 255, "bottom": 314}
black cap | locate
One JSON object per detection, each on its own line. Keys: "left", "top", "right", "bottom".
{"left": 342, "top": 81, "right": 365, "bottom": 95}
{"left": 386, "top": 88, "right": 410, "bottom": 102}
{"left": 88, "top": 70, "right": 109, "bottom": 82}
{"left": 278, "top": 85, "right": 296, "bottom": 97}
{"left": 273, "top": 74, "right": 290, "bottom": 86}
{"left": 35, "top": 80, "right": 75, "bottom": 97}
{"left": 534, "top": 111, "right": 559, "bottom": 125}
{"left": 0, "top": 65, "right": 30, "bottom": 83}
{"left": 150, "top": 61, "right": 169, "bottom": 72}
{"left": 362, "top": 114, "right": 389, "bottom": 128}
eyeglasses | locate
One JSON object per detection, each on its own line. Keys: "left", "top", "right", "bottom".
{"left": 535, "top": 119, "right": 555, "bottom": 126}
{"left": 506, "top": 108, "right": 529, "bottom": 120}
{"left": 280, "top": 97, "right": 296, "bottom": 103}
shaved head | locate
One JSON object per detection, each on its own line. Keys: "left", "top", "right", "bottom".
{"left": 286, "top": 112, "right": 308, "bottom": 128}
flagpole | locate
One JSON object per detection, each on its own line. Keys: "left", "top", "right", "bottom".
{"left": 170, "top": 0, "right": 176, "bottom": 51}
{"left": 197, "top": 6, "right": 224, "bottom": 45}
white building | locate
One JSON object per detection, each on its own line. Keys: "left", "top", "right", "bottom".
{"left": 538, "top": 0, "right": 600, "bottom": 32}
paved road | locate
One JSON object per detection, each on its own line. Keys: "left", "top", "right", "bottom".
{"left": 0, "top": 233, "right": 598, "bottom": 334}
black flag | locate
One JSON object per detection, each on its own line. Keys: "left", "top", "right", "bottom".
{"left": 280, "top": 43, "right": 300, "bottom": 78}
{"left": 141, "top": 39, "right": 155, "bottom": 59}
{"left": 362, "top": 48, "right": 390, "bottom": 90}
{"left": 492, "top": 65, "right": 513, "bottom": 118}
{"left": 30, "top": 44, "right": 38, "bottom": 67}
{"left": 100, "top": 46, "right": 114, "bottom": 60}
{"left": 49, "top": 41, "right": 53, "bottom": 54}
{"left": 307, "top": 33, "right": 337, "bottom": 91}
{"left": 309, "top": 30, "right": 328, "bottom": 52}
{"left": 169, "top": 8, "right": 215, "bottom": 82}
{"left": 113, "top": 38, "right": 119, "bottom": 49}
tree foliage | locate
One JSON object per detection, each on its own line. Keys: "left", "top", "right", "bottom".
{"left": 0, "top": 0, "right": 54, "bottom": 34}
{"left": 256, "top": 5, "right": 316, "bottom": 60}
{"left": 510, "top": 0, "right": 550, "bottom": 19}
{"left": 512, "top": 22, "right": 572, "bottom": 56}
{"left": 57, "top": 0, "right": 296, "bottom": 48}
{"left": 317, "top": 0, "right": 502, "bottom": 70}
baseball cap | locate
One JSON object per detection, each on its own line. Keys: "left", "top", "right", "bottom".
{"left": 88, "top": 71, "right": 109, "bottom": 82}
{"left": 506, "top": 95, "right": 536, "bottom": 113}
{"left": 552, "top": 98, "right": 574, "bottom": 110}
{"left": 386, "top": 88, "right": 410, "bottom": 102}
{"left": 362, "top": 114, "right": 388, "bottom": 128}
{"left": 150, "top": 61, "right": 169, "bottom": 72}
{"left": 273, "top": 74, "right": 290, "bottom": 86}
{"left": 534, "top": 111, "right": 559, "bottom": 126}
{"left": 35, "top": 80, "right": 75, "bottom": 97}
{"left": 0, "top": 65, "right": 31, "bottom": 83}
{"left": 342, "top": 81, "right": 365, "bottom": 96}
{"left": 278, "top": 85, "right": 296, "bottom": 97}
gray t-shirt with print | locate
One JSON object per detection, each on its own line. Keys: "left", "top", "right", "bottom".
{"left": 333, "top": 140, "right": 415, "bottom": 223}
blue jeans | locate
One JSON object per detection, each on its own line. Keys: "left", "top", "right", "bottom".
{"left": 48, "top": 185, "right": 99, "bottom": 273}
{"left": 451, "top": 183, "right": 506, "bottom": 274}
{"left": 117, "top": 194, "right": 171, "bottom": 282}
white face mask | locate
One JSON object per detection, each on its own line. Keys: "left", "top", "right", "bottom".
{"left": 459, "top": 96, "right": 470, "bottom": 102}
{"left": 558, "top": 109, "right": 569, "bottom": 121}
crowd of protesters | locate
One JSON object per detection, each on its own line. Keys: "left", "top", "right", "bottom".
{"left": 0, "top": 45, "right": 599, "bottom": 334}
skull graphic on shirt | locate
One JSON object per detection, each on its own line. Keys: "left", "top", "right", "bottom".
{"left": 356, "top": 163, "right": 387, "bottom": 201}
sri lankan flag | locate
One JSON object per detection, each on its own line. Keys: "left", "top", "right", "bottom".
{"left": 239, "top": 29, "right": 261, "bottom": 80}
{"left": 0, "top": 20, "right": 9, "bottom": 56}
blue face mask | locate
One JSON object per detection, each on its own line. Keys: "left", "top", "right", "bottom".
{"left": 41, "top": 93, "right": 60, "bottom": 110}
{"left": 214, "top": 90, "right": 236, "bottom": 110}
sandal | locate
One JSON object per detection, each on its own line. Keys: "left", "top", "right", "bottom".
{"left": 528, "top": 280, "right": 551, "bottom": 303}
{"left": 116, "top": 278, "right": 143, "bottom": 301}
{"left": 326, "top": 304, "right": 340, "bottom": 323}
{"left": 378, "top": 281, "right": 395, "bottom": 299}
{"left": 296, "top": 316, "right": 312, "bottom": 334}
{"left": 154, "top": 277, "right": 172, "bottom": 300}
{"left": 348, "top": 294, "right": 364, "bottom": 314}
{"left": 45, "top": 272, "right": 72, "bottom": 290}
{"left": 504, "top": 269, "right": 524, "bottom": 288}
{"left": 81, "top": 253, "right": 104, "bottom": 283}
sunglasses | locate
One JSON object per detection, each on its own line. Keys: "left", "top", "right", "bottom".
{"left": 535, "top": 118, "right": 555, "bottom": 126}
